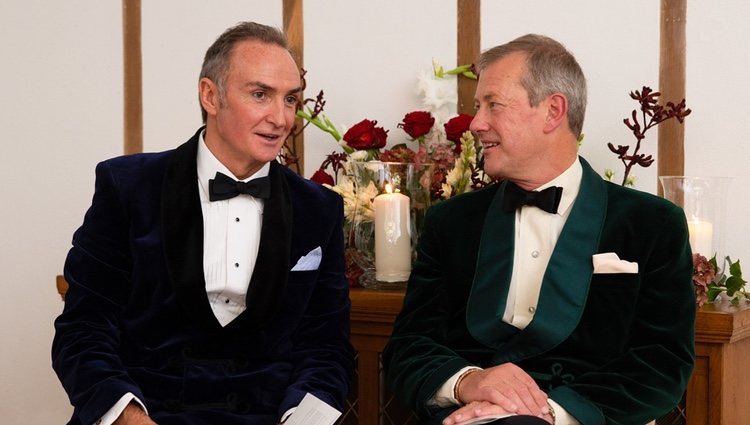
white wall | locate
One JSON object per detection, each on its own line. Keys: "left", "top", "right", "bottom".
{"left": 1, "top": 1, "right": 748, "bottom": 422}
{"left": 0, "top": 1, "right": 122, "bottom": 423}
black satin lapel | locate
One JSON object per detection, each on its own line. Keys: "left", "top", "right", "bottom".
{"left": 231, "top": 161, "right": 292, "bottom": 328}
{"left": 162, "top": 128, "right": 217, "bottom": 327}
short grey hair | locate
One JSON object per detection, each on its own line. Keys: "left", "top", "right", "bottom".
{"left": 478, "top": 34, "right": 587, "bottom": 138}
{"left": 199, "top": 21, "right": 290, "bottom": 123}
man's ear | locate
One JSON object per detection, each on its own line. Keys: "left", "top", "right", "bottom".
{"left": 199, "top": 77, "right": 220, "bottom": 117}
{"left": 542, "top": 93, "right": 568, "bottom": 134}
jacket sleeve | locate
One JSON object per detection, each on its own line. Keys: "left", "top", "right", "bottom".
{"left": 51, "top": 161, "right": 144, "bottom": 425}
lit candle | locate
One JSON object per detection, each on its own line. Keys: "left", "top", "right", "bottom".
{"left": 687, "top": 219, "right": 713, "bottom": 257}
{"left": 373, "top": 183, "right": 411, "bottom": 282}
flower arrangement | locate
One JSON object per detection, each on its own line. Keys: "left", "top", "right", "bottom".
{"left": 605, "top": 86, "right": 691, "bottom": 187}
{"left": 288, "top": 61, "right": 490, "bottom": 285}
{"left": 300, "top": 61, "right": 491, "bottom": 216}
{"left": 692, "top": 253, "right": 747, "bottom": 307}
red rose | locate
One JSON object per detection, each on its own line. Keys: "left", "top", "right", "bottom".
{"left": 310, "top": 169, "right": 334, "bottom": 185}
{"left": 444, "top": 113, "right": 474, "bottom": 144}
{"left": 398, "top": 111, "right": 435, "bottom": 139}
{"left": 343, "top": 119, "right": 388, "bottom": 150}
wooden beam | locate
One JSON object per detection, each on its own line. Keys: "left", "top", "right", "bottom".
{"left": 283, "top": 0, "right": 305, "bottom": 175}
{"left": 657, "top": 0, "right": 686, "bottom": 194}
{"left": 457, "top": 0, "right": 480, "bottom": 115}
{"left": 122, "top": 0, "right": 143, "bottom": 154}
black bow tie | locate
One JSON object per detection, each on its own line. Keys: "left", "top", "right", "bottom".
{"left": 502, "top": 181, "right": 563, "bottom": 214}
{"left": 208, "top": 172, "right": 271, "bottom": 201}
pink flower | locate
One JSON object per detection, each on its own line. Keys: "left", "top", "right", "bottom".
{"left": 693, "top": 253, "right": 717, "bottom": 307}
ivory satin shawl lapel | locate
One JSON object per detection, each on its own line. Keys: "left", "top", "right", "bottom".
{"left": 466, "top": 158, "right": 608, "bottom": 360}
{"left": 162, "top": 132, "right": 292, "bottom": 329}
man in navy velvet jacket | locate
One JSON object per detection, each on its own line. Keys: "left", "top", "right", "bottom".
{"left": 52, "top": 22, "right": 353, "bottom": 425}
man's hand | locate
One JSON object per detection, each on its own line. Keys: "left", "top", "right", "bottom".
{"left": 456, "top": 363, "right": 549, "bottom": 416}
{"left": 113, "top": 401, "right": 157, "bottom": 425}
{"left": 441, "top": 400, "right": 554, "bottom": 425}
{"left": 442, "top": 400, "right": 512, "bottom": 425}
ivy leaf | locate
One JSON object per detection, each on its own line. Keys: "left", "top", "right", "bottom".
{"left": 725, "top": 275, "right": 745, "bottom": 296}
{"left": 729, "top": 257, "right": 743, "bottom": 277}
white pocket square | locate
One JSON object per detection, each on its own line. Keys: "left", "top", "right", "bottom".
{"left": 291, "top": 246, "right": 322, "bottom": 271}
{"left": 592, "top": 252, "right": 638, "bottom": 274}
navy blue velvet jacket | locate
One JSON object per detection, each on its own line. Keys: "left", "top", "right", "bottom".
{"left": 52, "top": 129, "right": 354, "bottom": 425}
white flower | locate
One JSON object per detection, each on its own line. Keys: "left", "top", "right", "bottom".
{"left": 442, "top": 131, "right": 480, "bottom": 199}
{"left": 348, "top": 150, "right": 369, "bottom": 162}
{"left": 324, "top": 178, "right": 377, "bottom": 224}
{"left": 416, "top": 69, "right": 457, "bottom": 124}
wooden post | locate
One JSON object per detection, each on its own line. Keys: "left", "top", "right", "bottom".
{"left": 657, "top": 0, "right": 686, "bottom": 195}
{"left": 122, "top": 0, "right": 143, "bottom": 154}
{"left": 457, "top": 0, "right": 480, "bottom": 116}
{"left": 283, "top": 0, "right": 305, "bottom": 175}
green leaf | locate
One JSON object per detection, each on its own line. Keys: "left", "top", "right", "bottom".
{"left": 707, "top": 286, "right": 723, "bottom": 302}
{"left": 725, "top": 275, "right": 744, "bottom": 296}
{"left": 729, "top": 258, "right": 743, "bottom": 277}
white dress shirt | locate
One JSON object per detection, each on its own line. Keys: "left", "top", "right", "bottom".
{"left": 99, "top": 132, "right": 268, "bottom": 424}
{"left": 433, "top": 159, "right": 583, "bottom": 425}
{"left": 196, "top": 132, "right": 267, "bottom": 327}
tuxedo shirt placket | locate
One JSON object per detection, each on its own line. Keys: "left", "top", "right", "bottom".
{"left": 196, "top": 133, "right": 266, "bottom": 327}
{"left": 501, "top": 160, "right": 583, "bottom": 331}
{"left": 505, "top": 206, "right": 555, "bottom": 328}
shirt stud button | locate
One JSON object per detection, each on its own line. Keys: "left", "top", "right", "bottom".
{"left": 529, "top": 306, "right": 536, "bottom": 313}
{"left": 234, "top": 263, "right": 239, "bottom": 267}
{"left": 225, "top": 298, "right": 230, "bottom": 304}
{"left": 235, "top": 217, "right": 240, "bottom": 222}
{"left": 531, "top": 250, "right": 540, "bottom": 258}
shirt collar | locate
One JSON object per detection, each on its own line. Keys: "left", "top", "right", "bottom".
{"left": 535, "top": 157, "right": 583, "bottom": 217}
{"left": 196, "top": 130, "right": 270, "bottom": 200}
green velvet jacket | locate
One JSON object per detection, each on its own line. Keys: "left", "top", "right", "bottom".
{"left": 383, "top": 158, "right": 695, "bottom": 425}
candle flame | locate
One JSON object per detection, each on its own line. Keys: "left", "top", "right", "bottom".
{"left": 385, "top": 183, "right": 393, "bottom": 194}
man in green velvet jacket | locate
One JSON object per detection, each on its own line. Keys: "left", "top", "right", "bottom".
{"left": 383, "top": 34, "right": 695, "bottom": 425}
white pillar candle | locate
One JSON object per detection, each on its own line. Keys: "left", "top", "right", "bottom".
{"left": 374, "top": 183, "right": 411, "bottom": 282}
{"left": 688, "top": 219, "right": 713, "bottom": 257}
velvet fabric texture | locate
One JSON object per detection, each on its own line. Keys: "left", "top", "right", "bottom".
{"left": 383, "top": 158, "right": 695, "bottom": 425}
{"left": 52, "top": 128, "right": 354, "bottom": 425}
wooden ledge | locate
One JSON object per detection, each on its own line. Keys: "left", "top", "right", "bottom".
{"left": 695, "top": 301, "right": 750, "bottom": 344}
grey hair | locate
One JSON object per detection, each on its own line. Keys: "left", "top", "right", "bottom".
{"left": 478, "top": 34, "right": 587, "bottom": 138}
{"left": 199, "top": 21, "right": 290, "bottom": 123}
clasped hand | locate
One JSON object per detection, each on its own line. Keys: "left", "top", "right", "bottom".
{"left": 442, "top": 363, "right": 553, "bottom": 425}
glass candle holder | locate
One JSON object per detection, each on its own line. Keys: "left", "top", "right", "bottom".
{"left": 348, "top": 161, "right": 433, "bottom": 290}
{"left": 659, "top": 176, "right": 731, "bottom": 260}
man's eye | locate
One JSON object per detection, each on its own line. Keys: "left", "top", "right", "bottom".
{"left": 285, "top": 95, "right": 299, "bottom": 106}
{"left": 252, "top": 91, "right": 266, "bottom": 100}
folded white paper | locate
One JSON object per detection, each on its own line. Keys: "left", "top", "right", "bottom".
{"left": 592, "top": 252, "right": 638, "bottom": 274}
{"left": 454, "top": 413, "right": 514, "bottom": 425}
{"left": 284, "top": 393, "right": 341, "bottom": 425}
{"left": 290, "top": 246, "right": 322, "bottom": 271}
